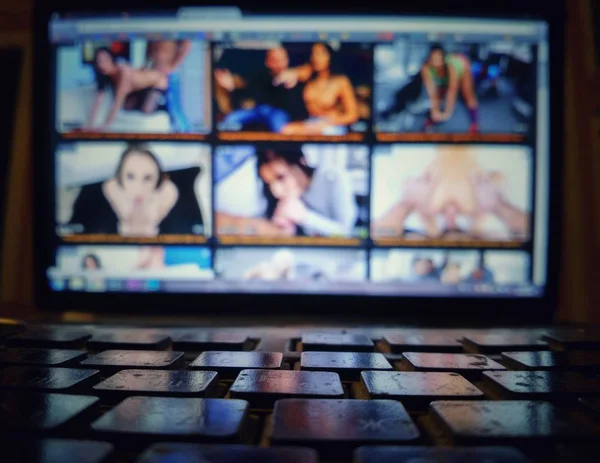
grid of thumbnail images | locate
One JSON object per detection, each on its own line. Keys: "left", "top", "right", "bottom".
{"left": 51, "top": 34, "right": 540, "bottom": 291}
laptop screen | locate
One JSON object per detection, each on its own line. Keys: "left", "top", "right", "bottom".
{"left": 45, "top": 7, "right": 550, "bottom": 299}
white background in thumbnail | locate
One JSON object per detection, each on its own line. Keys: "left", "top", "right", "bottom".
{"left": 371, "top": 145, "right": 532, "bottom": 237}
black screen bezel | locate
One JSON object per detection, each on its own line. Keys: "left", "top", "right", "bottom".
{"left": 32, "top": 0, "right": 565, "bottom": 324}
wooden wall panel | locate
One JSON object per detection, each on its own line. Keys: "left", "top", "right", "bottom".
{"left": 0, "top": 0, "right": 598, "bottom": 322}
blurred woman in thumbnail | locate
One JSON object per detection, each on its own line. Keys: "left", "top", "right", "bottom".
{"left": 258, "top": 148, "right": 357, "bottom": 236}
{"left": 421, "top": 43, "right": 479, "bottom": 134}
{"left": 84, "top": 42, "right": 191, "bottom": 132}
{"left": 372, "top": 148, "right": 529, "bottom": 240}
{"left": 81, "top": 254, "right": 102, "bottom": 270}
{"left": 281, "top": 43, "right": 359, "bottom": 135}
{"left": 103, "top": 145, "right": 178, "bottom": 237}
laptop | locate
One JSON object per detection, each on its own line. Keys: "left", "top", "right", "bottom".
{"left": 5, "top": 1, "right": 600, "bottom": 462}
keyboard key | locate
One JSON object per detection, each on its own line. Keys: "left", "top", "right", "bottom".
{"left": 383, "top": 333, "right": 463, "bottom": 353}
{"left": 502, "top": 351, "right": 600, "bottom": 371}
{"left": 88, "top": 331, "right": 172, "bottom": 351}
{"left": 0, "top": 319, "right": 25, "bottom": 340}
{"left": 93, "top": 370, "right": 219, "bottom": 402}
{"left": 429, "top": 400, "right": 598, "bottom": 447}
{"left": 136, "top": 443, "right": 318, "bottom": 463}
{"left": 229, "top": 369, "right": 344, "bottom": 408}
{"left": 401, "top": 353, "right": 505, "bottom": 380}
{"left": 0, "top": 367, "right": 100, "bottom": 392}
{"left": 359, "top": 371, "right": 483, "bottom": 410}
{"left": 462, "top": 333, "right": 548, "bottom": 354}
{"left": 0, "top": 348, "right": 87, "bottom": 367}
{"left": 92, "top": 397, "right": 249, "bottom": 445}
{"left": 301, "top": 352, "right": 392, "bottom": 381}
{"left": 173, "top": 333, "right": 249, "bottom": 351}
{"left": 0, "top": 391, "right": 98, "bottom": 431}
{"left": 190, "top": 352, "right": 283, "bottom": 379}
{"left": 81, "top": 350, "right": 185, "bottom": 374}
{"left": 542, "top": 330, "right": 600, "bottom": 350}
{"left": 483, "top": 371, "right": 600, "bottom": 403}
{"left": 4, "top": 439, "right": 113, "bottom": 463}
{"left": 354, "top": 446, "right": 531, "bottom": 463}
{"left": 270, "top": 399, "right": 419, "bottom": 458}
{"left": 6, "top": 329, "right": 91, "bottom": 349}
{"left": 301, "top": 333, "right": 374, "bottom": 352}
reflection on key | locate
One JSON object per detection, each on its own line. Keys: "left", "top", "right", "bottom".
{"left": 383, "top": 332, "right": 463, "bottom": 353}
{"left": 483, "top": 371, "right": 600, "bottom": 403}
{"left": 91, "top": 397, "right": 249, "bottom": 445}
{"left": 190, "top": 351, "right": 283, "bottom": 379}
{"left": 301, "top": 333, "right": 374, "bottom": 352}
{"left": 354, "top": 446, "right": 531, "bottom": 463}
{"left": 136, "top": 443, "right": 318, "bottom": 463}
{"left": 93, "top": 370, "right": 219, "bottom": 401}
{"left": 229, "top": 369, "right": 344, "bottom": 408}
{"left": 4, "top": 439, "right": 114, "bottom": 463}
{"left": 173, "top": 333, "right": 249, "bottom": 352}
{"left": 401, "top": 353, "right": 505, "bottom": 380}
{"left": 270, "top": 399, "right": 419, "bottom": 458}
{"left": 0, "top": 391, "right": 98, "bottom": 431}
{"left": 462, "top": 333, "right": 547, "bottom": 354}
{"left": 0, "top": 367, "right": 100, "bottom": 392}
{"left": 301, "top": 352, "right": 392, "bottom": 381}
{"left": 81, "top": 350, "right": 185, "bottom": 374}
{"left": 0, "top": 348, "right": 87, "bottom": 367}
{"left": 359, "top": 371, "right": 483, "bottom": 410}
{"left": 88, "top": 331, "right": 172, "bottom": 351}
{"left": 502, "top": 351, "right": 600, "bottom": 371}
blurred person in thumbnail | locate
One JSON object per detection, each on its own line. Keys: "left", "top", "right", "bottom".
{"left": 243, "top": 249, "right": 296, "bottom": 281}
{"left": 102, "top": 145, "right": 179, "bottom": 237}
{"left": 214, "top": 46, "right": 310, "bottom": 133}
{"left": 372, "top": 148, "right": 529, "bottom": 240}
{"left": 421, "top": 43, "right": 479, "bottom": 134}
{"left": 464, "top": 254, "right": 495, "bottom": 284}
{"left": 84, "top": 41, "right": 192, "bottom": 132}
{"left": 81, "top": 254, "right": 102, "bottom": 270}
{"left": 280, "top": 43, "right": 359, "bottom": 135}
{"left": 216, "top": 148, "right": 357, "bottom": 237}
{"left": 410, "top": 257, "right": 440, "bottom": 282}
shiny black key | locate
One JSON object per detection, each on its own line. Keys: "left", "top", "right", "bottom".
{"left": 502, "top": 351, "right": 600, "bottom": 371}
{"left": 190, "top": 352, "right": 283, "bottom": 379}
{"left": 270, "top": 399, "right": 419, "bottom": 458}
{"left": 429, "top": 400, "right": 598, "bottom": 448}
{"left": 301, "top": 352, "right": 392, "bottom": 381}
{"left": 360, "top": 371, "right": 483, "bottom": 410}
{"left": 92, "top": 397, "right": 249, "bottom": 445}
{"left": 383, "top": 333, "right": 463, "bottom": 353}
{"left": 93, "top": 370, "right": 219, "bottom": 402}
{"left": 88, "top": 331, "right": 171, "bottom": 351}
{"left": 81, "top": 350, "right": 185, "bottom": 374}
{"left": 6, "top": 329, "right": 91, "bottom": 349}
{"left": 229, "top": 369, "right": 344, "bottom": 409}
{"left": 0, "top": 367, "right": 99, "bottom": 392}
{"left": 542, "top": 330, "right": 600, "bottom": 351}
{"left": 302, "top": 333, "right": 374, "bottom": 352}
{"left": 0, "top": 391, "right": 98, "bottom": 431}
{"left": 354, "top": 446, "right": 531, "bottom": 463}
{"left": 462, "top": 333, "right": 548, "bottom": 354}
{"left": 483, "top": 371, "right": 600, "bottom": 403}
{"left": 173, "top": 333, "right": 249, "bottom": 352}
{"left": 136, "top": 443, "right": 318, "bottom": 463}
{"left": 0, "top": 348, "right": 87, "bottom": 367}
{"left": 0, "top": 319, "right": 25, "bottom": 340}
{"left": 401, "top": 353, "right": 505, "bottom": 380}
{"left": 4, "top": 439, "right": 113, "bottom": 463}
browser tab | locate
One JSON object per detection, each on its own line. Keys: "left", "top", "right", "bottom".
{"left": 176, "top": 7, "right": 242, "bottom": 20}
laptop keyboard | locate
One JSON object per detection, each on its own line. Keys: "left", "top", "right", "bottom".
{"left": 1, "top": 324, "right": 600, "bottom": 462}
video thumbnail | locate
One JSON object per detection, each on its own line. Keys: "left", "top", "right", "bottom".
{"left": 56, "top": 142, "right": 212, "bottom": 241}
{"left": 53, "top": 245, "right": 214, "bottom": 281}
{"left": 371, "top": 249, "right": 530, "bottom": 285}
{"left": 213, "top": 41, "right": 372, "bottom": 140}
{"left": 215, "top": 247, "right": 367, "bottom": 282}
{"left": 214, "top": 144, "right": 369, "bottom": 243}
{"left": 56, "top": 39, "right": 211, "bottom": 135}
{"left": 371, "top": 144, "right": 532, "bottom": 245}
{"left": 373, "top": 40, "right": 536, "bottom": 140}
